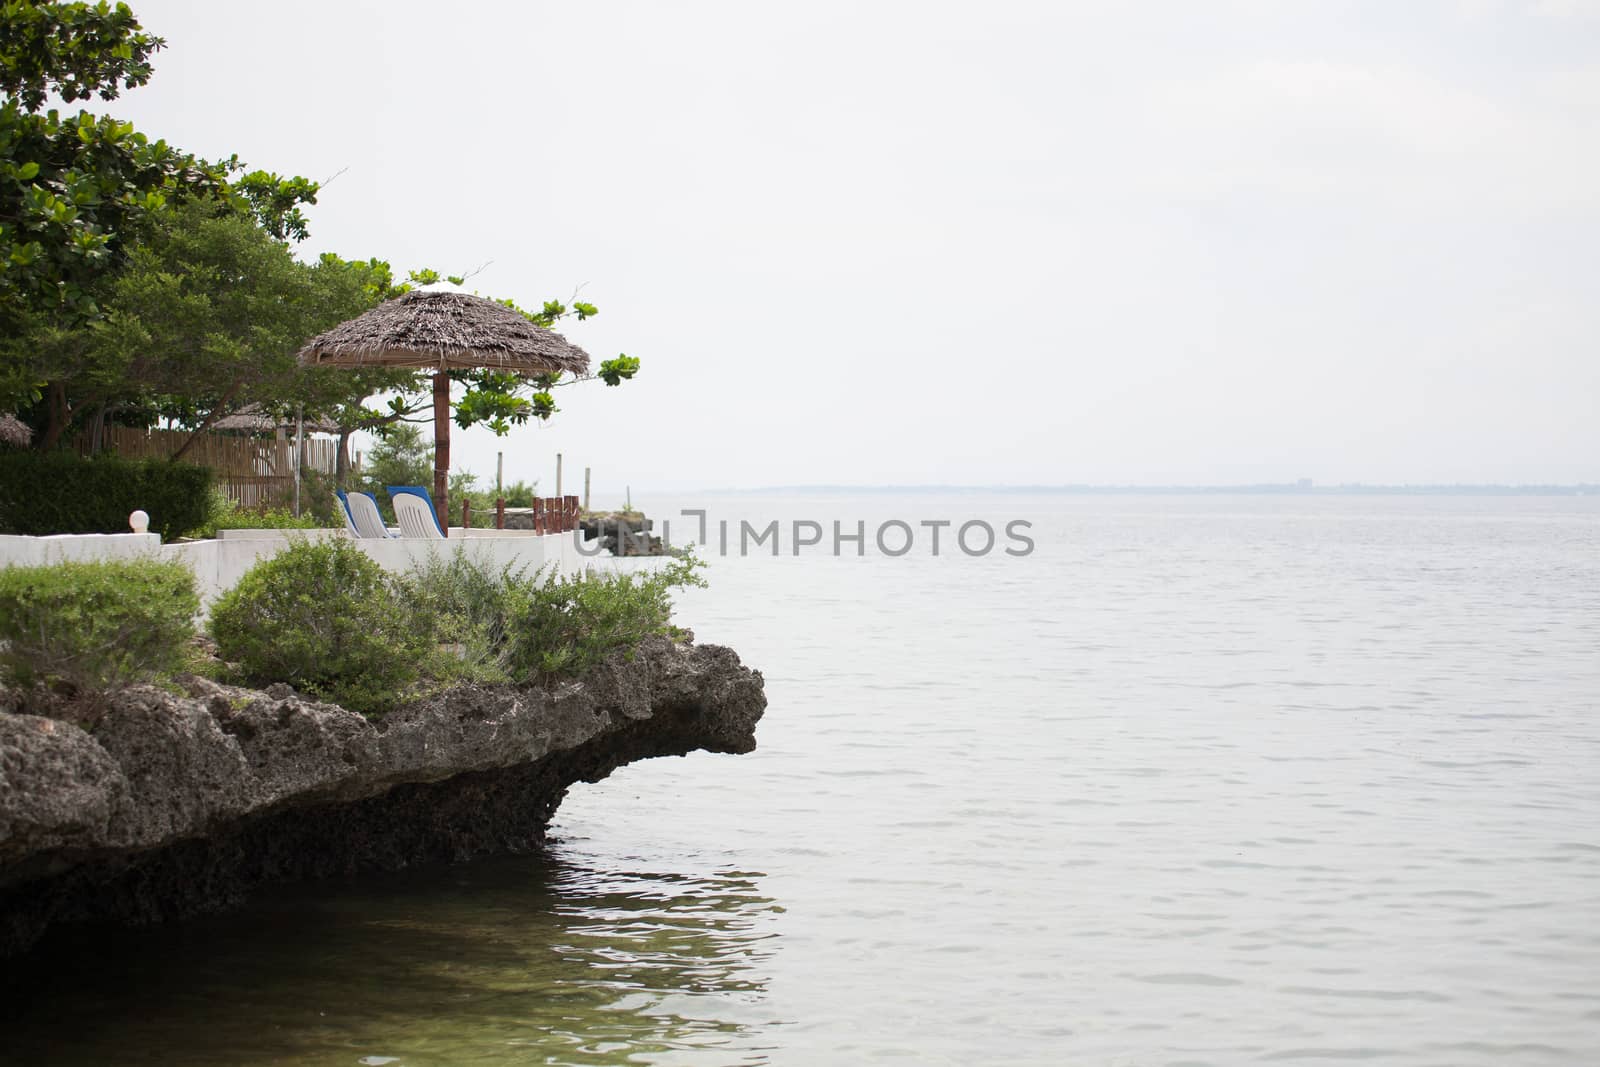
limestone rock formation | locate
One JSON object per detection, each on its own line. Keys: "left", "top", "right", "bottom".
{"left": 0, "top": 637, "right": 764, "bottom": 956}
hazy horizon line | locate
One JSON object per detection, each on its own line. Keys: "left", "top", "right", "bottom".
{"left": 673, "top": 482, "right": 1599, "bottom": 496}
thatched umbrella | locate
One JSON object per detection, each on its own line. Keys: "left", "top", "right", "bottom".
{"left": 0, "top": 413, "right": 31, "bottom": 449}
{"left": 213, "top": 403, "right": 340, "bottom": 435}
{"left": 297, "top": 284, "right": 590, "bottom": 534}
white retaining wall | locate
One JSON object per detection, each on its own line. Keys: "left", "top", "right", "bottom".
{"left": 0, "top": 529, "right": 624, "bottom": 611}
{"left": 0, "top": 532, "right": 163, "bottom": 566}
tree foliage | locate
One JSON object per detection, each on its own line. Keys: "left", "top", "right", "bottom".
{"left": 356, "top": 422, "right": 431, "bottom": 495}
{"left": 0, "top": 2, "right": 638, "bottom": 462}
{"left": 0, "top": 1, "right": 225, "bottom": 332}
{"left": 0, "top": 103, "right": 222, "bottom": 329}
{"left": 8, "top": 198, "right": 408, "bottom": 449}
{"left": 232, "top": 168, "right": 318, "bottom": 242}
{"left": 0, "top": 0, "right": 164, "bottom": 112}
{"left": 0, "top": 0, "right": 338, "bottom": 431}
{"left": 349, "top": 272, "right": 642, "bottom": 442}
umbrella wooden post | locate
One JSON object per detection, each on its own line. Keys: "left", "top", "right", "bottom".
{"left": 495, "top": 497, "right": 506, "bottom": 530}
{"left": 433, "top": 370, "right": 450, "bottom": 537}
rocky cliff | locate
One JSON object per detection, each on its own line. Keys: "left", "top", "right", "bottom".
{"left": 0, "top": 637, "right": 764, "bottom": 957}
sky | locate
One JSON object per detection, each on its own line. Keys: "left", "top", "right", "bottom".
{"left": 107, "top": 0, "right": 1598, "bottom": 492}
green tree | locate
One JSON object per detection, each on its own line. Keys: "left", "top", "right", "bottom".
{"left": 0, "top": 0, "right": 334, "bottom": 439}
{"left": 38, "top": 199, "right": 403, "bottom": 453}
{"left": 357, "top": 422, "right": 431, "bottom": 494}
{"left": 0, "top": 3, "right": 636, "bottom": 469}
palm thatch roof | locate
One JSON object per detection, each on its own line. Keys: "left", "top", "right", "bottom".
{"left": 0, "top": 414, "right": 32, "bottom": 448}
{"left": 297, "top": 289, "right": 591, "bottom": 376}
{"left": 213, "top": 404, "right": 340, "bottom": 435}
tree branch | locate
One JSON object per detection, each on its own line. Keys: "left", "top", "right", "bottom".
{"left": 170, "top": 379, "right": 243, "bottom": 460}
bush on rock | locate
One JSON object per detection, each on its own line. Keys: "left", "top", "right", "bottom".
{"left": 207, "top": 541, "right": 707, "bottom": 716}
{"left": 0, "top": 557, "right": 199, "bottom": 696}
{"left": 500, "top": 553, "right": 705, "bottom": 681}
{"left": 208, "top": 538, "right": 421, "bottom": 715}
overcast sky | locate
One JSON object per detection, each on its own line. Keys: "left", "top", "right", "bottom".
{"left": 111, "top": 0, "right": 1598, "bottom": 491}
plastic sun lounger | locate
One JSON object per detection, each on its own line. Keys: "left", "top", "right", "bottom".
{"left": 343, "top": 490, "right": 396, "bottom": 539}
{"left": 387, "top": 485, "right": 445, "bottom": 539}
{"left": 333, "top": 491, "right": 361, "bottom": 537}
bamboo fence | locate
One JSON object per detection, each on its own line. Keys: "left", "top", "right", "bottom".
{"left": 74, "top": 426, "right": 343, "bottom": 508}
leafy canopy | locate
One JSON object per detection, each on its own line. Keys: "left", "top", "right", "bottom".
{"left": 23, "top": 199, "right": 407, "bottom": 442}
{"left": 0, "top": 1, "right": 228, "bottom": 329}
{"left": 0, "top": 0, "right": 164, "bottom": 112}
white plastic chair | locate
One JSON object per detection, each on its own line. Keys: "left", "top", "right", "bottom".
{"left": 333, "top": 493, "right": 361, "bottom": 537}
{"left": 390, "top": 490, "right": 445, "bottom": 539}
{"left": 345, "top": 491, "right": 396, "bottom": 539}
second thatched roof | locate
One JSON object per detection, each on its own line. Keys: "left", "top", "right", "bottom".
{"left": 0, "top": 413, "right": 31, "bottom": 448}
{"left": 213, "top": 404, "right": 341, "bottom": 435}
{"left": 297, "top": 288, "right": 592, "bottom": 376}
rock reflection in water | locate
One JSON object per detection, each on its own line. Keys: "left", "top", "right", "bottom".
{"left": 0, "top": 846, "right": 781, "bottom": 1067}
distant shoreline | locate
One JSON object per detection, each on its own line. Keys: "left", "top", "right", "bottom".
{"left": 688, "top": 484, "right": 1599, "bottom": 497}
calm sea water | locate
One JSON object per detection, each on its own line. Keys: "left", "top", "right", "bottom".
{"left": 6, "top": 494, "right": 1598, "bottom": 1066}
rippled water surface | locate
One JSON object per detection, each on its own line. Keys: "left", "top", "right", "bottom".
{"left": 6, "top": 494, "right": 1598, "bottom": 1066}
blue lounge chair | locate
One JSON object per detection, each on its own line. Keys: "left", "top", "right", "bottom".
{"left": 333, "top": 492, "right": 361, "bottom": 537}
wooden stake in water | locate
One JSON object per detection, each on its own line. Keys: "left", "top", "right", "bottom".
{"left": 583, "top": 467, "right": 591, "bottom": 513}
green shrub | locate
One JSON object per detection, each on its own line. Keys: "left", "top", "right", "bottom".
{"left": 397, "top": 549, "right": 705, "bottom": 686}
{"left": 194, "top": 488, "right": 319, "bottom": 539}
{"left": 0, "top": 557, "right": 199, "bottom": 695}
{"left": 295, "top": 468, "right": 343, "bottom": 527}
{"left": 0, "top": 451, "right": 213, "bottom": 540}
{"left": 395, "top": 550, "right": 519, "bottom": 685}
{"left": 500, "top": 553, "right": 706, "bottom": 681}
{"left": 208, "top": 542, "right": 705, "bottom": 714}
{"left": 208, "top": 538, "right": 422, "bottom": 715}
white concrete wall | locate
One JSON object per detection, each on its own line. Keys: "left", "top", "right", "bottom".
{"left": 0, "top": 529, "right": 631, "bottom": 613}
{"left": 0, "top": 532, "right": 163, "bottom": 566}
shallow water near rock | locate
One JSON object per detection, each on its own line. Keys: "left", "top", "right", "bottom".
{"left": 4, "top": 493, "right": 1598, "bottom": 1066}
